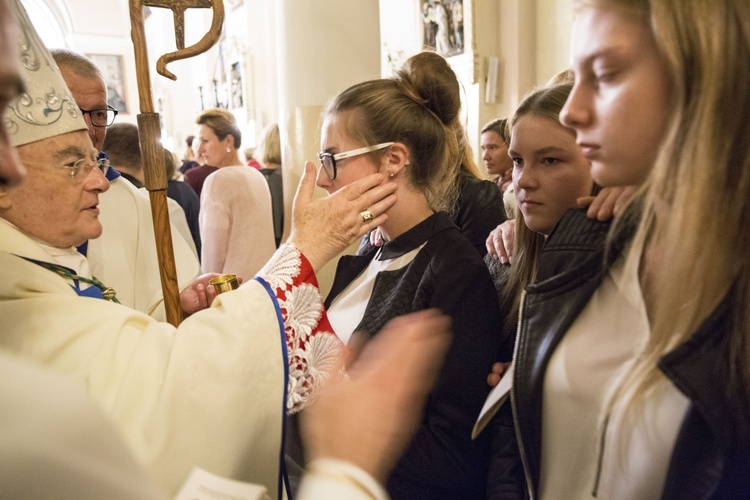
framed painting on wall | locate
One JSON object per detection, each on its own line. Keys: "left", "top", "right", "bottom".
{"left": 420, "top": 0, "right": 476, "bottom": 83}
{"left": 223, "top": 35, "right": 254, "bottom": 119}
{"left": 87, "top": 53, "right": 129, "bottom": 114}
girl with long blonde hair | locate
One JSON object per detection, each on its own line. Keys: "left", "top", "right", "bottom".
{"left": 496, "top": 0, "right": 750, "bottom": 497}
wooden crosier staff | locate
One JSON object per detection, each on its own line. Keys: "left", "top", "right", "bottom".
{"left": 129, "top": 0, "right": 225, "bottom": 326}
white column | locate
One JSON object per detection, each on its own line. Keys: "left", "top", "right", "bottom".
{"left": 274, "top": 0, "right": 381, "bottom": 294}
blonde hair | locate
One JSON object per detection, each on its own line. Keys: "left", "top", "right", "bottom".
{"left": 592, "top": 0, "right": 750, "bottom": 433}
{"left": 324, "top": 51, "right": 461, "bottom": 212}
{"left": 455, "top": 121, "right": 484, "bottom": 180}
{"left": 256, "top": 123, "right": 281, "bottom": 165}
{"left": 547, "top": 68, "right": 574, "bottom": 86}
{"left": 196, "top": 108, "right": 242, "bottom": 149}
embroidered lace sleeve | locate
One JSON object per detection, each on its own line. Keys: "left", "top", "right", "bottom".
{"left": 257, "top": 243, "right": 345, "bottom": 413}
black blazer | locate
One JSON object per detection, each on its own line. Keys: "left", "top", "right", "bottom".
{"left": 327, "top": 212, "right": 506, "bottom": 499}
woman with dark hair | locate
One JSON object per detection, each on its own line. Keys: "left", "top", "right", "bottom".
{"left": 163, "top": 148, "right": 201, "bottom": 256}
{"left": 179, "top": 134, "right": 200, "bottom": 174}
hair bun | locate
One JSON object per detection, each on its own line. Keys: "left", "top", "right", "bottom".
{"left": 397, "top": 51, "right": 460, "bottom": 126}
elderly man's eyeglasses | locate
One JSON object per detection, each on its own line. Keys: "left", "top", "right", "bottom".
{"left": 64, "top": 157, "right": 111, "bottom": 178}
{"left": 23, "top": 157, "right": 110, "bottom": 180}
{"left": 317, "top": 142, "right": 394, "bottom": 180}
{"left": 79, "top": 104, "right": 118, "bottom": 127}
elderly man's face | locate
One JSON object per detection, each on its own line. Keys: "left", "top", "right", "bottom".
{"left": 0, "top": 1, "right": 25, "bottom": 187}
{"left": 0, "top": 130, "right": 109, "bottom": 247}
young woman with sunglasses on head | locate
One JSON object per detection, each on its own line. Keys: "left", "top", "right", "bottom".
{"left": 493, "top": 1, "right": 750, "bottom": 497}
{"left": 316, "top": 51, "right": 503, "bottom": 499}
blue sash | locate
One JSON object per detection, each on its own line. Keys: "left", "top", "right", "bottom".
{"left": 72, "top": 280, "right": 105, "bottom": 299}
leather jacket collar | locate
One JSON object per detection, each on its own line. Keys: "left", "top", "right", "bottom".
{"left": 513, "top": 206, "right": 749, "bottom": 498}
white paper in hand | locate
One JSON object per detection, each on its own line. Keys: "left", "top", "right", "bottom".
{"left": 173, "top": 467, "right": 269, "bottom": 500}
{"left": 471, "top": 362, "right": 514, "bottom": 439}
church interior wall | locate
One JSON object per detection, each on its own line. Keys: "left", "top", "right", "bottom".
{"left": 23, "top": 0, "right": 574, "bottom": 164}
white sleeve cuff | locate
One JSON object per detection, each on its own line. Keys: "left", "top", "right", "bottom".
{"left": 297, "top": 458, "right": 389, "bottom": 500}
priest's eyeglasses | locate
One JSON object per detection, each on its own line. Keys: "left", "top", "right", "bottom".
{"left": 64, "top": 157, "right": 111, "bottom": 178}
{"left": 79, "top": 104, "right": 119, "bottom": 127}
{"left": 317, "top": 142, "right": 394, "bottom": 180}
{"left": 23, "top": 157, "right": 111, "bottom": 180}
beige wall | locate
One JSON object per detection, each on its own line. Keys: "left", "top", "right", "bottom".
{"left": 536, "top": 0, "right": 574, "bottom": 84}
{"left": 464, "top": 0, "right": 574, "bottom": 171}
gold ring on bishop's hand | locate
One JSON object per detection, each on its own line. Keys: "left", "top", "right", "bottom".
{"left": 360, "top": 209, "right": 374, "bottom": 224}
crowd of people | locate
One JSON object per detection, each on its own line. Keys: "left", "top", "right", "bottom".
{"left": 1, "top": 0, "right": 748, "bottom": 498}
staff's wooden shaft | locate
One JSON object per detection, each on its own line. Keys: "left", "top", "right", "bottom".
{"left": 138, "top": 113, "right": 182, "bottom": 325}
{"left": 130, "top": 0, "right": 181, "bottom": 326}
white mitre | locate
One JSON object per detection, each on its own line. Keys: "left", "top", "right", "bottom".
{"left": 3, "top": 0, "right": 86, "bottom": 147}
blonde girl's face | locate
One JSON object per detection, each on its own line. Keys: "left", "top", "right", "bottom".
{"left": 560, "top": 5, "right": 672, "bottom": 188}
{"left": 510, "top": 114, "right": 593, "bottom": 236}
{"left": 315, "top": 113, "right": 381, "bottom": 194}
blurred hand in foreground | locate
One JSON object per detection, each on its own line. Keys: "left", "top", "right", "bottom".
{"left": 302, "top": 309, "right": 451, "bottom": 483}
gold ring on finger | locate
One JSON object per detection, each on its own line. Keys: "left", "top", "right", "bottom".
{"left": 360, "top": 209, "right": 374, "bottom": 224}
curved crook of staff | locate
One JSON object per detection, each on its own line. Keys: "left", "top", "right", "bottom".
{"left": 128, "top": 0, "right": 225, "bottom": 326}
{"left": 157, "top": 0, "right": 225, "bottom": 81}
